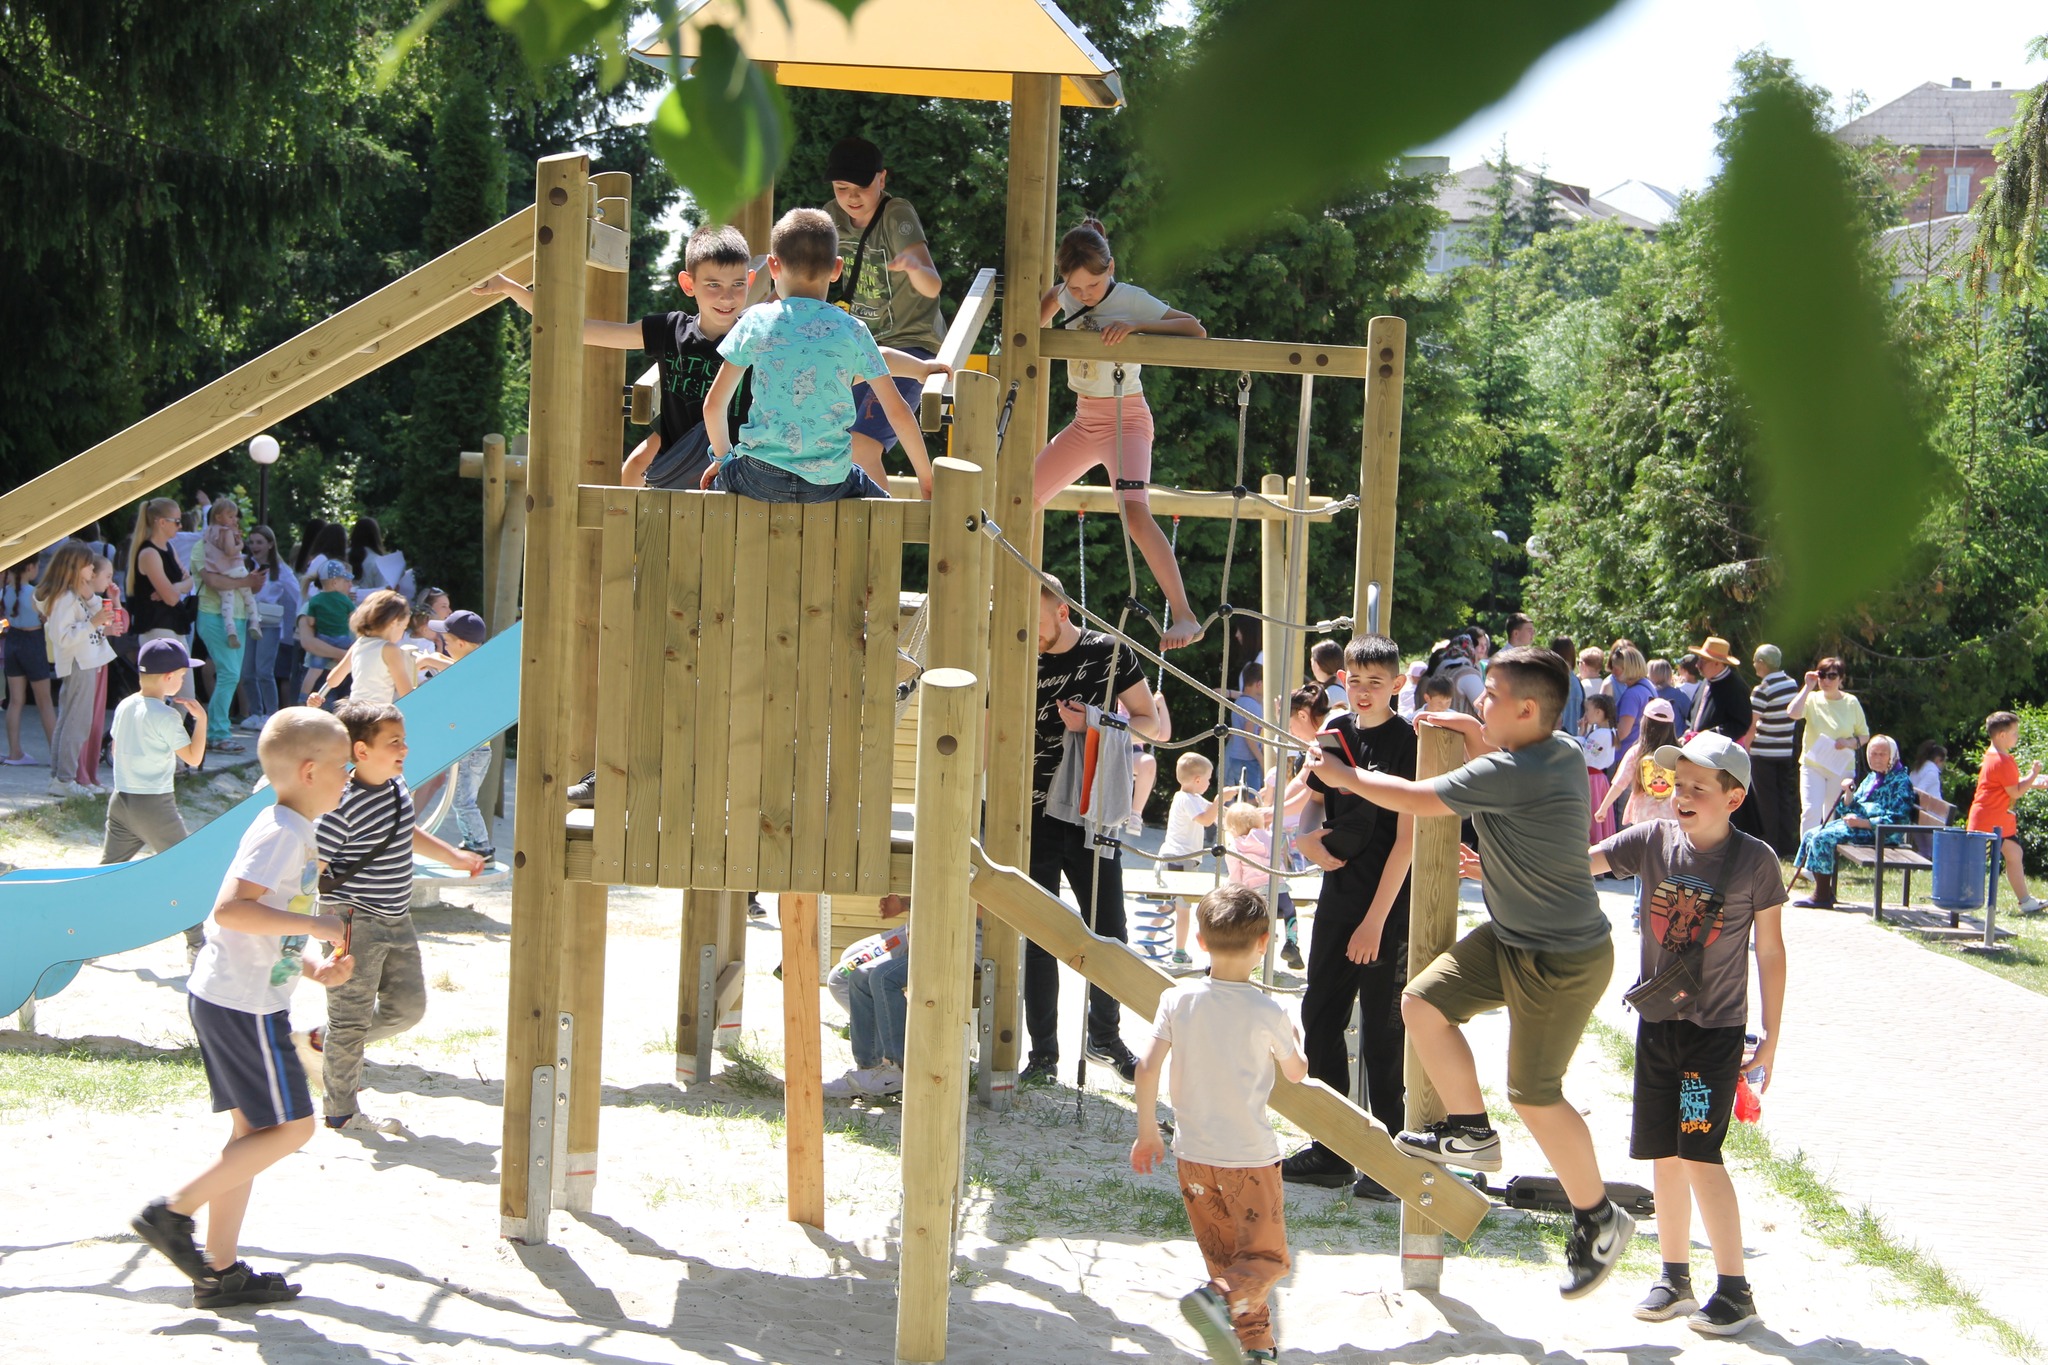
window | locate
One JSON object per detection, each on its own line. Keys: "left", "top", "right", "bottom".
{"left": 1946, "top": 169, "right": 1973, "bottom": 214}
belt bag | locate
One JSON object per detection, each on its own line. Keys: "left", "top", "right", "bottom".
{"left": 1624, "top": 943, "right": 1704, "bottom": 1022}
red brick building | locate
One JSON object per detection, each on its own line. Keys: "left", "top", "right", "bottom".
{"left": 1835, "top": 78, "right": 2021, "bottom": 218}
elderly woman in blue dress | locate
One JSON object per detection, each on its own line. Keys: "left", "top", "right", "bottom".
{"left": 1792, "top": 734, "right": 1916, "bottom": 907}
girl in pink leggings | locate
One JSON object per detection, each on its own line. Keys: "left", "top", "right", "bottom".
{"left": 1033, "top": 219, "right": 1208, "bottom": 649}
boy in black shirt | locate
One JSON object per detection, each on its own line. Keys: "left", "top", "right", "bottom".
{"left": 1025, "top": 580, "right": 1159, "bottom": 1086}
{"left": 476, "top": 223, "right": 756, "bottom": 492}
{"left": 1284, "top": 634, "right": 1417, "bottom": 1198}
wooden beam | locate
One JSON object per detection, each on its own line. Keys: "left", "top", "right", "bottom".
{"left": 1355, "top": 315, "right": 1406, "bottom": 635}
{"left": 569, "top": 483, "right": 932, "bottom": 544}
{"left": 920, "top": 268, "right": 999, "bottom": 432}
{"left": 781, "top": 891, "right": 825, "bottom": 1229}
{"left": 0, "top": 208, "right": 536, "bottom": 556}
{"left": 968, "top": 843, "right": 1490, "bottom": 1241}
{"left": 459, "top": 443, "right": 528, "bottom": 483}
{"left": 628, "top": 361, "right": 662, "bottom": 427}
{"left": 587, "top": 218, "right": 630, "bottom": 272}
{"left": 478, "top": 435, "right": 508, "bottom": 640}
{"left": 1402, "top": 724, "right": 1464, "bottom": 1285}
{"left": 484, "top": 434, "right": 529, "bottom": 821}
{"left": 979, "top": 71, "right": 1061, "bottom": 1108}
{"left": 499, "top": 155, "right": 591, "bottom": 1245}
{"left": 883, "top": 473, "right": 1342, "bottom": 523}
{"left": 1038, "top": 328, "right": 1375, "bottom": 380}
{"left": 895, "top": 670, "right": 982, "bottom": 1364}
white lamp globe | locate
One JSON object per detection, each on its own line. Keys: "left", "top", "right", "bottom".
{"left": 248, "top": 434, "right": 280, "bottom": 465}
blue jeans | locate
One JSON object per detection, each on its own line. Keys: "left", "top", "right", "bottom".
{"left": 246, "top": 620, "right": 282, "bottom": 716}
{"left": 847, "top": 946, "right": 910, "bottom": 1068}
{"left": 1222, "top": 740, "right": 1264, "bottom": 792}
{"left": 450, "top": 741, "right": 493, "bottom": 849}
{"left": 712, "top": 455, "right": 887, "bottom": 503}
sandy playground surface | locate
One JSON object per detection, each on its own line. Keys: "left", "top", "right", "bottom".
{"left": 0, "top": 787, "right": 1994, "bottom": 1365}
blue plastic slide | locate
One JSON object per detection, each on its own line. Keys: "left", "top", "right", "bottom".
{"left": 0, "top": 624, "right": 522, "bottom": 1017}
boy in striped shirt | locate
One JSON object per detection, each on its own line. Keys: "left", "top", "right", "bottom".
{"left": 309, "top": 701, "right": 483, "bottom": 1134}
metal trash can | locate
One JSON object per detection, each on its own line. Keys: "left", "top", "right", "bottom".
{"left": 1929, "top": 828, "right": 1996, "bottom": 911}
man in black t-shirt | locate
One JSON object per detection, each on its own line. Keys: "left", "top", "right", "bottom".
{"left": 1024, "top": 581, "right": 1157, "bottom": 1085}
{"left": 1288, "top": 634, "right": 1417, "bottom": 1198}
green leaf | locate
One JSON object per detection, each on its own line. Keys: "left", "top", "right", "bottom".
{"left": 374, "top": 0, "right": 459, "bottom": 92}
{"left": 1714, "top": 82, "right": 1937, "bottom": 639}
{"left": 1138, "top": 0, "right": 1623, "bottom": 259}
{"left": 484, "top": 0, "right": 632, "bottom": 70}
{"left": 647, "top": 24, "right": 790, "bottom": 226}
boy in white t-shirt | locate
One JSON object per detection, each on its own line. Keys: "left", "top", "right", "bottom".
{"left": 129, "top": 708, "right": 355, "bottom": 1310}
{"left": 1156, "top": 751, "right": 1241, "bottom": 967}
{"left": 1133, "top": 884, "right": 1310, "bottom": 1364}
{"left": 100, "top": 638, "right": 211, "bottom": 953}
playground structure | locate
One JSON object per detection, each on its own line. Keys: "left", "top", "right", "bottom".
{"left": 0, "top": 3, "right": 1492, "bottom": 1359}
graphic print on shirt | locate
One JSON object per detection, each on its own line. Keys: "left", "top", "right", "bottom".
{"left": 1646, "top": 872, "right": 1725, "bottom": 955}
{"left": 270, "top": 859, "right": 322, "bottom": 987}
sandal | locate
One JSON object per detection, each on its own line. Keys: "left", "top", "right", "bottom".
{"left": 193, "top": 1259, "right": 302, "bottom": 1309}
{"left": 211, "top": 739, "right": 246, "bottom": 754}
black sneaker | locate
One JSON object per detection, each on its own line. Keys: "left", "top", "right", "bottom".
{"left": 131, "top": 1198, "right": 208, "bottom": 1280}
{"left": 1279, "top": 940, "right": 1304, "bottom": 972}
{"left": 1560, "top": 1200, "right": 1635, "bottom": 1299}
{"left": 1395, "top": 1119, "right": 1502, "bottom": 1172}
{"left": 1688, "top": 1289, "right": 1760, "bottom": 1336}
{"left": 1633, "top": 1277, "right": 1699, "bottom": 1321}
{"left": 1279, "top": 1143, "right": 1353, "bottom": 1188}
{"left": 459, "top": 840, "right": 495, "bottom": 861}
{"left": 193, "top": 1259, "right": 302, "bottom": 1310}
{"left": 746, "top": 896, "right": 767, "bottom": 919}
{"left": 1178, "top": 1284, "right": 1246, "bottom": 1365}
{"left": 1083, "top": 1039, "right": 1140, "bottom": 1083}
{"left": 1350, "top": 1171, "right": 1397, "bottom": 1202}
{"left": 1019, "top": 1056, "right": 1059, "bottom": 1087}
{"left": 567, "top": 771, "right": 597, "bottom": 808}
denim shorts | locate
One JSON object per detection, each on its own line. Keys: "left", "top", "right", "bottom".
{"left": 3, "top": 627, "right": 53, "bottom": 682}
{"left": 712, "top": 455, "right": 887, "bottom": 504}
{"left": 849, "top": 347, "right": 933, "bottom": 449}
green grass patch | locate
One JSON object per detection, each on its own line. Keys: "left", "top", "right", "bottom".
{"left": 718, "top": 1031, "right": 786, "bottom": 1098}
{"left": 0, "top": 1044, "right": 209, "bottom": 1116}
{"left": 1913, "top": 911, "right": 2048, "bottom": 999}
{"left": 418, "top": 1025, "right": 499, "bottom": 1053}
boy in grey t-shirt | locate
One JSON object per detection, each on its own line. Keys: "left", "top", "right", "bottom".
{"left": 1305, "top": 645, "right": 1631, "bottom": 1302}
{"left": 1593, "top": 732, "right": 1786, "bottom": 1338}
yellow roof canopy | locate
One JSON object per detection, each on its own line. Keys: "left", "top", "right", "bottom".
{"left": 632, "top": 0, "right": 1122, "bottom": 109}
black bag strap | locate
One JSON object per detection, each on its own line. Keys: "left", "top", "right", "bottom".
{"left": 319, "top": 783, "right": 406, "bottom": 896}
{"left": 1059, "top": 279, "right": 1120, "bottom": 329}
{"left": 832, "top": 194, "right": 891, "bottom": 308}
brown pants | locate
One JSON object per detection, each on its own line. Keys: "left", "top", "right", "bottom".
{"left": 1178, "top": 1159, "right": 1291, "bottom": 1352}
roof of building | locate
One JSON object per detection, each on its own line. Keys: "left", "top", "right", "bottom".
{"left": 1875, "top": 213, "right": 1978, "bottom": 281}
{"left": 1434, "top": 164, "right": 1661, "bottom": 234}
{"left": 1835, "top": 81, "right": 2020, "bottom": 150}
{"left": 631, "top": 0, "right": 1122, "bottom": 108}
{"left": 1596, "top": 179, "right": 1680, "bottom": 227}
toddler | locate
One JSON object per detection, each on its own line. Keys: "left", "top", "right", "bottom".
{"left": 1582, "top": 692, "right": 1618, "bottom": 842}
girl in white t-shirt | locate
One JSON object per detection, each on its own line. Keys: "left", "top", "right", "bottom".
{"left": 1032, "top": 219, "right": 1209, "bottom": 649}
{"left": 309, "top": 589, "right": 445, "bottom": 710}
{"left": 1582, "top": 692, "right": 1619, "bottom": 842}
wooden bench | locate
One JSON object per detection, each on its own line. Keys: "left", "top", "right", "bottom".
{"left": 1836, "top": 830, "right": 1931, "bottom": 923}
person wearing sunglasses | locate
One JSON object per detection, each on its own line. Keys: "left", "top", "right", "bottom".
{"left": 1786, "top": 657, "right": 1868, "bottom": 837}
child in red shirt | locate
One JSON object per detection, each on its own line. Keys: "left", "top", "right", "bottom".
{"left": 1966, "top": 710, "right": 2047, "bottom": 911}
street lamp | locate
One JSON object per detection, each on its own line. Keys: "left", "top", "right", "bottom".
{"left": 248, "top": 434, "right": 279, "bottom": 528}
{"left": 1489, "top": 528, "right": 1509, "bottom": 618}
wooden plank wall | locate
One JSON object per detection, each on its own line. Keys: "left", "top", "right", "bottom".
{"left": 588, "top": 488, "right": 910, "bottom": 895}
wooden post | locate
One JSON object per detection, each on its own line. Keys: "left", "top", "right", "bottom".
{"left": 554, "top": 168, "right": 630, "bottom": 1213}
{"left": 732, "top": 178, "right": 776, "bottom": 264}
{"left": 1354, "top": 316, "right": 1406, "bottom": 637}
{"left": 499, "top": 152, "right": 591, "bottom": 1244}
{"left": 1257, "top": 473, "right": 1293, "bottom": 976}
{"left": 1402, "top": 725, "right": 1463, "bottom": 1287}
{"left": 893, "top": 669, "right": 981, "bottom": 1365}
{"left": 676, "top": 889, "right": 727, "bottom": 1084}
{"left": 978, "top": 73, "right": 1061, "bottom": 1108}
{"left": 486, "top": 435, "right": 530, "bottom": 818}
{"left": 480, "top": 433, "right": 508, "bottom": 633}
{"left": 781, "top": 891, "right": 824, "bottom": 1228}
{"left": 926, "top": 456, "right": 985, "bottom": 678}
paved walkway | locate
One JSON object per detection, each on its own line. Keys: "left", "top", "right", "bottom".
{"left": 1590, "top": 884, "right": 2048, "bottom": 1348}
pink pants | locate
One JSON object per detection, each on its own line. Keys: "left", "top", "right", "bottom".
{"left": 1033, "top": 394, "right": 1155, "bottom": 506}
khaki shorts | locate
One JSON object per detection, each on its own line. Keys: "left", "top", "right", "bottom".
{"left": 1405, "top": 921, "right": 1612, "bottom": 1107}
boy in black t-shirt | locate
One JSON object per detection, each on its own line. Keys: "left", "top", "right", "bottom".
{"left": 475, "top": 223, "right": 757, "bottom": 492}
{"left": 1024, "top": 580, "right": 1159, "bottom": 1087}
{"left": 1284, "top": 634, "right": 1417, "bottom": 1199}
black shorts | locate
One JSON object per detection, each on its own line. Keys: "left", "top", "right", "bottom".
{"left": 1631, "top": 1018, "right": 1744, "bottom": 1164}
{"left": 188, "top": 994, "right": 313, "bottom": 1129}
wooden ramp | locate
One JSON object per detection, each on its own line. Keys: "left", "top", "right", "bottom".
{"left": 967, "top": 841, "right": 1491, "bottom": 1242}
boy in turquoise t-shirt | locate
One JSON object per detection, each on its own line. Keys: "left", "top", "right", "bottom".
{"left": 702, "top": 208, "right": 936, "bottom": 504}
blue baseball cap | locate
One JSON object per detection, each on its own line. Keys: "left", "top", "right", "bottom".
{"left": 138, "top": 638, "right": 193, "bottom": 674}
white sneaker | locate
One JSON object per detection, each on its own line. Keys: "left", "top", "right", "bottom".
{"left": 333, "top": 1111, "right": 412, "bottom": 1136}
{"left": 46, "top": 778, "right": 86, "bottom": 799}
{"left": 2018, "top": 896, "right": 2047, "bottom": 914}
{"left": 822, "top": 1062, "right": 903, "bottom": 1099}
{"left": 236, "top": 715, "right": 267, "bottom": 732}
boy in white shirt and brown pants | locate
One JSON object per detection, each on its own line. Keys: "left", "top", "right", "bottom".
{"left": 1133, "top": 883, "right": 1310, "bottom": 1365}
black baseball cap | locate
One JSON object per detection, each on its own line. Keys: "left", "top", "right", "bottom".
{"left": 138, "top": 638, "right": 193, "bottom": 674}
{"left": 428, "top": 610, "right": 486, "bottom": 644}
{"left": 825, "top": 135, "right": 884, "bottom": 185}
